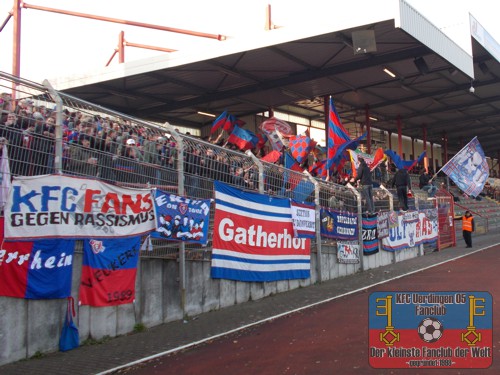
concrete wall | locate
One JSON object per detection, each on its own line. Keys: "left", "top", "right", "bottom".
{"left": 0, "top": 244, "right": 421, "bottom": 366}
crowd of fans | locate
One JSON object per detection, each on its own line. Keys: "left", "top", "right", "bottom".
{"left": 0, "top": 97, "right": 296, "bottom": 200}
{"left": 2, "top": 94, "right": 500, "bottom": 204}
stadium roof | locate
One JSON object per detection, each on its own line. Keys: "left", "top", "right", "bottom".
{"left": 53, "top": 0, "right": 500, "bottom": 157}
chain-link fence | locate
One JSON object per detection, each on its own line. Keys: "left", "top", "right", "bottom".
{"left": 1, "top": 71, "right": 448, "bottom": 263}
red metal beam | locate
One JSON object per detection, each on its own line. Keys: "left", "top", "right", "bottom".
{"left": 11, "top": 0, "right": 21, "bottom": 101}
{"left": 105, "top": 49, "right": 118, "bottom": 67}
{"left": 0, "top": 10, "right": 12, "bottom": 33}
{"left": 124, "top": 41, "right": 177, "bottom": 53}
{"left": 21, "top": 2, "right": 226, "bottom": 40}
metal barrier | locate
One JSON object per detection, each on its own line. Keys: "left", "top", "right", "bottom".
{"left": 0, "top": 71, "right": 443, "bottom": 264}
{"left": 435, "top": 189, "right": 456, "bottom": 250}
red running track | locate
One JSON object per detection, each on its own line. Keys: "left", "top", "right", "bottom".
{"left": 125, "top": 246, "right": 500, "bottom": 375}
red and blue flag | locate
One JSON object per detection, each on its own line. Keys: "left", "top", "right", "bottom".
{"left": 385, "top": 150, "right": 426, "bottom": 171}
{"left": 289, "top": 133, "right": 315, "bottom": 164}
{"left": 227, "top": 125, "right": 259, "bottom": 151}
{"left": 0, "top": 218, "right": 75, "bottom": 299}
{"left": 79, "top": 236, "right": 141, "bottom": 307}
{"left": 210, "top": 110, "right": 228, "bottom": 134}
{"left": 327, "top": 97, "right": 366, "bottom": 173}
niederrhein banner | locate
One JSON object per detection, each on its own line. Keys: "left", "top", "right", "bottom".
{"left": 4, "top": 175, "right": 156, "bottom": 240}
{"left": 211, "top": 181, "right": 311, "bottom": 282}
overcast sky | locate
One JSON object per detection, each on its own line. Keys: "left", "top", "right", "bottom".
{"left": 0, "top": 0, "right": 499, "bottom": 83}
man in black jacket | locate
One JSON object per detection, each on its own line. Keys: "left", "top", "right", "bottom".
{"left": 351, "top": 158, "right": 375, "bottom": 214}
{"left": 392, "top": 167, "right": 411, "bottom": 211}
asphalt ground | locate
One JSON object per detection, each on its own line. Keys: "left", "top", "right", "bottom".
{"left": 1, "top": 231, "right": 499, "bottom": 375}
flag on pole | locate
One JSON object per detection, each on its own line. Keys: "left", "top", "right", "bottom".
{"left": 282, "top": 152, "right": 303, "bottom": 194}
{"left": 326, "top": 97, "right": 366, "bottom": 173}
{"left": 309, "top": 159, "right": 327, "bottom": 178}
{"left": 0, "top": 143, "right": 11, "bottom": 212}
{"left": 289, "top": 133, "right": 315, "bottom": 164}
{"left": 227, "top": 125, "right": 259, "bottom": 151}
{"left": 348, "top": 147, "right": 385, "bottom": 178}
{"left": 261, "top": 150, "right": 282, "bottom": 163}
{"left": 256, "top": 133, "right": 268, "bottom": 149}
{"left": 259, "top": 117, "right": 293, "bottom": 151}
{"left": 384, "top": 150, "right": 426, "bottom": 170}
{"left": 210, "top": 111, "right": 228, "bottom": 134}
{"left": 223, "top": 114, "right": 237, "bottom": 133}
{"left": 440, "top": 137, "right": 489, "bottom": 197}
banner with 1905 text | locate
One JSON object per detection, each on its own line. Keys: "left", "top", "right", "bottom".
{"left": 4, "top": 175, "right": 156, "bottom": 240}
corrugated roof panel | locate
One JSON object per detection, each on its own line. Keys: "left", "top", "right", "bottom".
{"left": 397, "top": 0, "right": 474, "bottom": 78}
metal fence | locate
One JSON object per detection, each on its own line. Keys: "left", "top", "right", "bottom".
{"left": 0, "top": 71, "right": 445, "bottom": 263}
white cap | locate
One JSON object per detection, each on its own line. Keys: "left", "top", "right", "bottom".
{"left": 126, "top": 138, "right": 136, "bottom": 145}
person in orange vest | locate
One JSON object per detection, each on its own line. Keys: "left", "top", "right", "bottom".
{"left": 462, "top": 211, "right": 475, "bottom": 248}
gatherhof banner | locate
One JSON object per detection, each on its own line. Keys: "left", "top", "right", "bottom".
{"left": 290, "top": 200, "right": 315, "bottom": 239}
{"left": 4, "top": 175, "right": 156, "bottom": 240}
{"left": 151, "top": 188, "right": 211, "bottom": 244}
{"left": 337, "top": 241, "right": 360, "bottom": 264}
{"left": 381, "top": 209, "right": 438, "bottom": 252}
{"left": 320, "top": 208, "right": 358, "bottom": 240}
{"left": 211, "top": 181, "right": 310, "bottom": 282}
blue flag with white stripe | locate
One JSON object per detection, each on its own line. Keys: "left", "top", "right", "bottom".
{"left": 211, "top": 181, "right": 311, "bottom": 282}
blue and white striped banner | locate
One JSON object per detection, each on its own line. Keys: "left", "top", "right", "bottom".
{"left": 211, "top": 181, "right": 310, "bottom": 282}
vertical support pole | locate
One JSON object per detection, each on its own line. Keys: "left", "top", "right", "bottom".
{"left": 12, "top": 0, "right": 22, "bottom": 101}
{"left": 246, "top": 151, "right": 264, "bottom": 194}
{"left": 304, "top": 171, "right": 322, "bottom": 283}
{"left": 422, "top": 125, "right": 428, "bottom": 172}
{"left": 498, "top": 150, "right": 500, "bottom": 177}
{"left": 388, "top": 131, "right": 392, "bottom": 150}
{"left": 42, "top": 80, "right": 63, "bottom": 174}
{"left": 365, "top": 104, "right": 371, "bottom": 154}
{"left": 443, "top": 132, "right": 448, "bottom": 164}
{"left": 165, "top": 123, "right": 186, "bottom": 316}
{"left": 118, "top": 31, "right": 125, "bottom": 63}
{"left": 397, "top": 115, "right": 403, "bottom": 157}
{"left": 411, "top": 137, "right": 415, "bottom": 160}
{"left": 265, "top": 4, "right": 272, "bottom": 31}
{"left": 430, "top": 142, "right": 434, "bottom": 172}
{"left": 346, "top": 183, "right": 364, "bottom": 271}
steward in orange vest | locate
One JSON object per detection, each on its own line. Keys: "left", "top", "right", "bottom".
{"left": 462, "top": 211, "right": 474, "bottom": 248}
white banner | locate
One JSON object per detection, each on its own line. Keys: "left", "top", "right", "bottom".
{"left": 4, "top": 175, "right": 156, "bottom": 240}
{"left": 290, "top": 200, "right": 315, "bottom": 238}
{"left": 381, "top": 209, "right": 438, "bottom": 252}
{"left": 337, "top": 241, "right": 360, "bottom": 264}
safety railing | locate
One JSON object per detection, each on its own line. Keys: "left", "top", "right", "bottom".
{"left": 1, "top": 71, "right": 445, "bottom": 263}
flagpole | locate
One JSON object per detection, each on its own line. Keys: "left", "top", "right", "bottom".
{"left": 430, "top": 136, "right": 477, "bottom": 182}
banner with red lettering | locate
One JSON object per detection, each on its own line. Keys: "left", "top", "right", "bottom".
{"left": 0, "top": 218, "right": 75, "bottom": 299}
{"left": 211, "top": 181, "right": 310, "bottom": 282}
{"left": 381, "top": 209, "right": 438, "bottom": 252}
{"left": 4, "top": 175, "right": 155, "bottom": 240}
{"left": 79, "top": 236, "right": 141, "bottom": 307}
